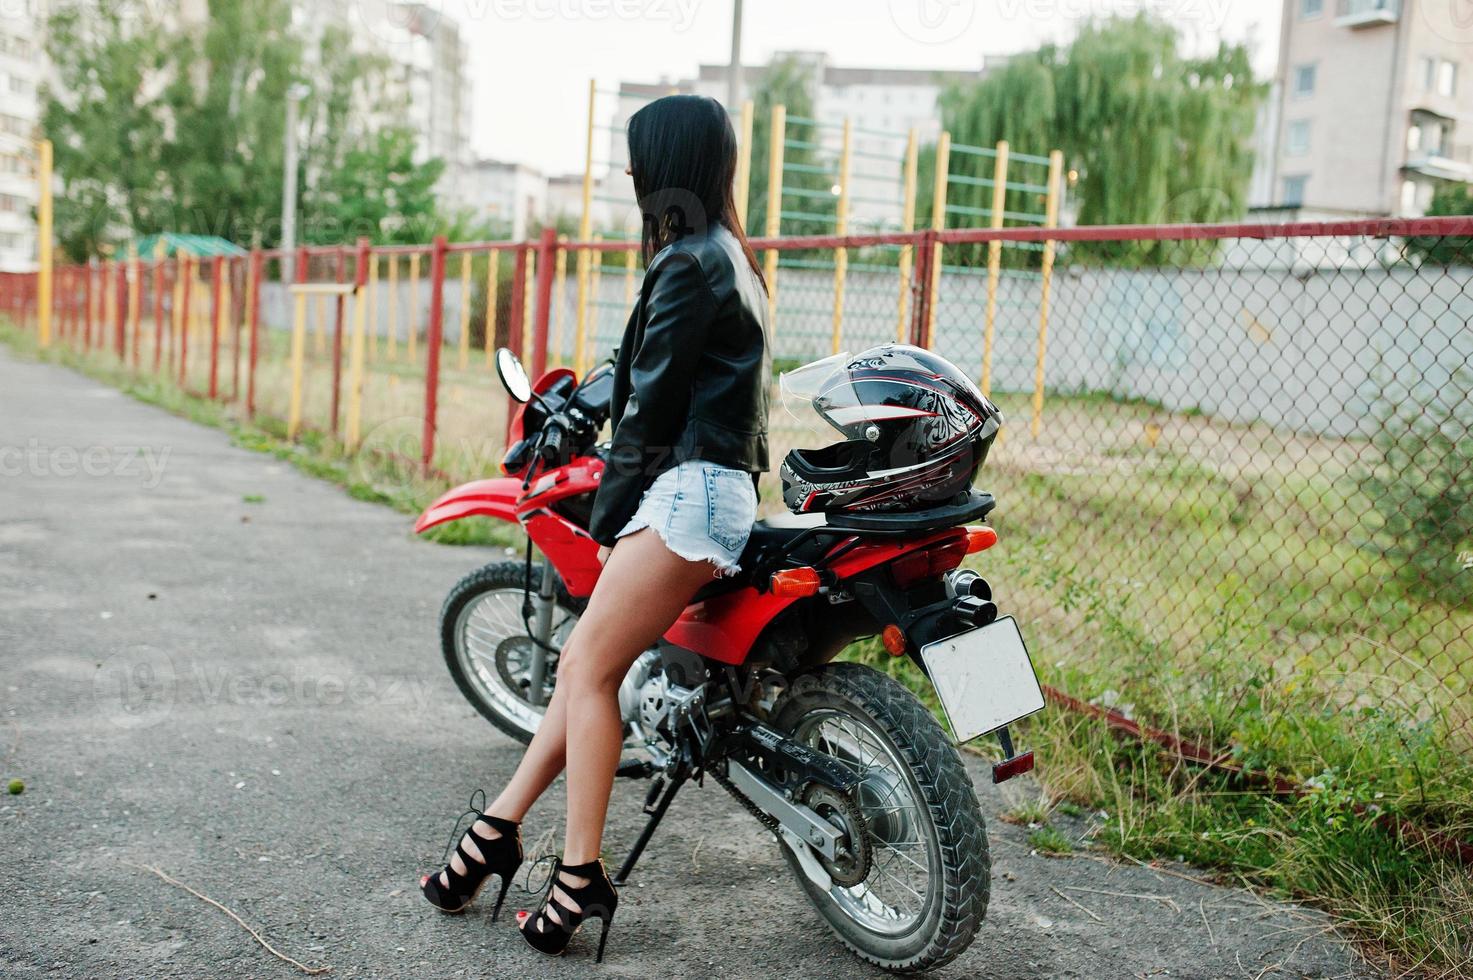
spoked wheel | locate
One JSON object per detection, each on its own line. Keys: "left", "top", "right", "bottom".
{"left": 440, "top": 560, "right": 581, "bottom": 744}
{"left": 772, "top": 663, "right": 989, "bottom": 973}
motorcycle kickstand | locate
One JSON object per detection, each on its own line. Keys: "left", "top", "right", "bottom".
{"left": 612, "top": 767, "right": 688, "bottom": 886}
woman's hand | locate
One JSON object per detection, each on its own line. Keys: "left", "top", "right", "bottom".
{"left": 596, "top": 545, "right": 612, "bottom": 567}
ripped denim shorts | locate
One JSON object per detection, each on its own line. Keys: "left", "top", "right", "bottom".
{"left": 616, "top": 460, "right": 758, "bottom": 577}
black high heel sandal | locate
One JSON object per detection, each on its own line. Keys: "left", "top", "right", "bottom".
{"left": 518, "top": 857, "right": 619, "bottom": 962}
{"left": 420, "top": 790, "right": 522, "bottom": 918}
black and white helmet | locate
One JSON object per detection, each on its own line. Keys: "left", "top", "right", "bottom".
{"left": 778, "top": 344, "right": 1002, "bottom": 515}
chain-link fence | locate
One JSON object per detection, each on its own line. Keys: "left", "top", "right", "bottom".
{"left": 6, "top": 218, "right": 1471, "bottom": 769}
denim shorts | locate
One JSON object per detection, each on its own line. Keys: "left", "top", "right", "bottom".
{"left": 616, "top": 460, "right": 758, "bottom": 576}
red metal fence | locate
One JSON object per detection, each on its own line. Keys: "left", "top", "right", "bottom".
{"left": 4, "top": 218, "right": 1472, "bottom": 778}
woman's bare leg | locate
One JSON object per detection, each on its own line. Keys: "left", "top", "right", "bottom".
{"left": 556, "top": 529, "right": 718, "bottom": 864}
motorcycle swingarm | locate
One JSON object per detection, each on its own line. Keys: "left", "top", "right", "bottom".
{"left": 719, "top": 719, "right": 862, "bottom": 795}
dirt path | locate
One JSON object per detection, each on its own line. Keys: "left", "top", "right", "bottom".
{"left": 0, "top": 346, "right": 1375, "bottom": 979}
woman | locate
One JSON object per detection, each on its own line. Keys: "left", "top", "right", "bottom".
{"left": 419, "top": 94, "right": 771, "bottom": 963}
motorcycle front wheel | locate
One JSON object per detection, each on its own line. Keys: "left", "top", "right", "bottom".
{"left": 440, "top": 560, "right": 582, "bottom": 744}
{"left": 772, "top": 662, "right": 990, "bottom": 973}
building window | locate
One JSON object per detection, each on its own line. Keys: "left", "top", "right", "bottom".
{"left": 1401, "top": 180, "right": 1418, "bottom": 213}
{"left": 1283, "top": 175, "right": 1309, "bottom": 207}
{"left": 1420, "top": 56, "right": 1437, "bottom": 90}
{"left": 1438, "top": 60, "right": 1458, "bottom": 97}
{"left": 1286, "top": 119, "right": 1312, "bottom": 156}
{"left": 1301, "top": 0, "right": 1323, "bottom": 16}
{"left": 1292, "top": 64, "right": 1317, "bottom": 97}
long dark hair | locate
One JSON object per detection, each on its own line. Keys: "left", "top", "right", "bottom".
{"left": 626, "top": 94, "right": 766, "bottom": 290}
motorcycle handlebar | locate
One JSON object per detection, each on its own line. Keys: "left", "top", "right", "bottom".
{"left": 539, "top": 420, "right": 566, "bottom": 463}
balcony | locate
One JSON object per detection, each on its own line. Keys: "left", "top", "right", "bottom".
{"left": 1405, "top": 143, "right": 1473, "bottom": 181}
{"left": 1335, "top": 0, "right": 1398, "bottom": 27}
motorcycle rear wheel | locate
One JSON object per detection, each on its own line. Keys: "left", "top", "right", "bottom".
{"left": 772, "top": 662, "right": 989, "bottom": 973}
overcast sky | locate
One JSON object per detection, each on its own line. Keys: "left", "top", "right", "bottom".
{"left": 443, "top": 0, "right": 1284, "bottom": 176}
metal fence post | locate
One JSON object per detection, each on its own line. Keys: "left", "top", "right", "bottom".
{"left": 1031, "top": 150, "right": 1064, "bottom": 438}
{"left": 508, "top": 245, "right": 528, "bottom": 361}
{"left": 735, "top": 99, "right": 755, "bottom": 226}
{"left": 532, "top": 226, "right": 557, "bottom": 378}
{"left": 896, "top": 128, "right": 919, "bottom": 342}
{"left": 346, "top": 237, "right": 371, "bottom": 451}
{"left": 982, "top": 140, "right": 1009, "bottom": 395}
{"left": 926, "top": 131, "right": 950, "bottom": 349}
{"left": 208, "top": 255, "right": 223, "bottom": 398}
{"left": 178, "top": 255, "right": 193, "bottom": 387}
{"left": 421, "top": 235, "right": 449, "bottom": 477}
{"left": 247, "top": 249, "right": 262, "bottom": 418}
{"left": 831, "top": 117, "right": 852, "bottom": 355}
{"left": 287, "top": 247, "right": 310, "bottom": 439}
{"left": 764, "top": 103, "right": 786, "bottom": 331}
{"left": 330, "top": 247, "right": 346, "bottom": 435}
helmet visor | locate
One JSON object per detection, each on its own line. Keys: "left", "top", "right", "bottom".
{"left": 778, "top": 351, "right": 852, "bottom": 440}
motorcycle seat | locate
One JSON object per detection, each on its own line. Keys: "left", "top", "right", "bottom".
{"left": 689, "top": 512, "right": 831, "bottom": 603}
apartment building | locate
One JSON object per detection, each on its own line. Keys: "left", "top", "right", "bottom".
{"left": 604, "top": 53, "right": 988, "bottom": 234}
{"left": 1260, "top": 0, "right": 1473, "bottom": 216}
{"left": 0, "top": 3, "right": 45, "bottom": 272}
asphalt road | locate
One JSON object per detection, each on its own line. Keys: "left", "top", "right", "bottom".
{"left": 0, "top": 345, "right": 1376, "bottom": 979}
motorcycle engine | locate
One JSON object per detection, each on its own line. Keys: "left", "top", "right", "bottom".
{"left": 618, "top": 650, "right": 694, "bottom": 764}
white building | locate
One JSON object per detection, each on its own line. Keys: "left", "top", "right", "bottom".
{"left": 0, "top": 2, "right": 46, "bottom": 272}
{"left": 289, "top": 0, "right": 473, "bottom": 209}
{"left": 464, "top": 158, "right": 546, "bottom": 240}
{"left": 604, "top": 53, "right": 991, "bottom": 234}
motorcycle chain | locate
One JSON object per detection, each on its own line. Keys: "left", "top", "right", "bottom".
{"left": 709, "top": 764, "right": 782, "bottom": 836}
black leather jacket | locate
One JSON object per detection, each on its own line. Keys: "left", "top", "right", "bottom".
{"left": 587, "top": 225, "right": 771, "bottom": 547}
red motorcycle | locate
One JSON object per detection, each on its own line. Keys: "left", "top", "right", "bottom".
{"left": 415, "top": 348, "right": 1044, "bottom": 972}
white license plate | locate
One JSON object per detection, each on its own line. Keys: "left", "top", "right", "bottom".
{"left": 919, "top": 617, "right": 1045, "bottom": 744}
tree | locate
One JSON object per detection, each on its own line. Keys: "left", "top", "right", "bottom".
{"left": 1406, "top": 184, "right": 1473, "bottom": 265}
{"left": 935, "top": 16, "right": 1265, "bottom": 265}
{"left": 42, "top": 0, "right": 451, "bottom": 259}
{"left": 745, "top": 56, "right": 835, "bottom": 240}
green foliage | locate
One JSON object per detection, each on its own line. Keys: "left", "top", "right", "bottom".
{"left": 1027, "top": 825, "right": 1073, "bottom": 854}
{"left": 42, "top": 0, "right": 453, "bottom": 259}
{"left": 1360, "top": 372, "right": 1473, "bottom": 606}
{"left": 935, "top": 16, "right": 1264, "bottom": 265}
{"left": 746, "top": 56, "right": 836, "bottom": 240}
{"left": 1407, "top": 184, "right": 1473, "bottom": 265}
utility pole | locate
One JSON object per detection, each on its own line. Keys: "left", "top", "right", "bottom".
{"left": 727, "top": 0, "right": 744, "bottom": 109}
{"left": 280, "top": 84, "right": 310, "bottom": 283}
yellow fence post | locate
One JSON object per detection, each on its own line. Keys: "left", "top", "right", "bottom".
{"left": 1032, "top": 149, "right": 1064, "bottom": 439}
{"left": 366, "top": 254, "right": 379, "bottom": 363}
{"left": 896, "top": 128, "right": 919, "bottom": 343}
{"left": 288, "top": 287, "right": 308, "bottom": 439}
{"left": 132, "top": 243, "right": 147, "bottom": 359}
{"left": 171, "top": 252, "right": 185, "bottom": 367}
{"left": 763, "top": 103, "right": 785, "bottom": 329}
{"left": 523, "top": 248, "right": 536, "bottom": 357}
{"left": 926, "top": 131, "right": 950, "bottom": 349}
{"left": 347, "top": 281, "right": 368, "bottom": 450}
{"left": 36, "top": 138, "right": 52, "bottom": 348}
{"left": 457, "top": 252, "right": 472, "bottom": 371}
{"left": 735, "top": 99, "right": 755, "bottom": 227}
{"left": 407, "top": 251, "right": 421, "bottom": 362}
{"left": 831, "top": 117, "right": 852, "bottom": 354}
{"left": 484, "top": 249, "right": 500, "bottom": 367}
{"left": 573, "top": 78, "right": 596, "bottom": 374}
{"left": 623, "top": 247, "right": 636, "bottom": 307}
{"left": 387, "top": 255, "right": 399, "bottom": 361}
{"left": 313, "top": 292, "right": 327, "bottom": 356}
{"left": 982, "top": 140, "right": 1009, "bottom": 396}
{"left": 588, "top": 236, "right": 603, "bottom": 356}
{"left": 552, "top": 238, "right": 568, "bottom": 366}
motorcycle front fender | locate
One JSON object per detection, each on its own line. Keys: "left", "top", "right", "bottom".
{"left": 413, "top": 477, "right": 523, "bottom": 534}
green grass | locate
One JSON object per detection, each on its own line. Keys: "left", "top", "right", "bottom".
{"left": 11, "top": 316, "right": 1473, "bottom": 974}
{"left": 1027, "top": 825, "right": 1074, "bottom": 855}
